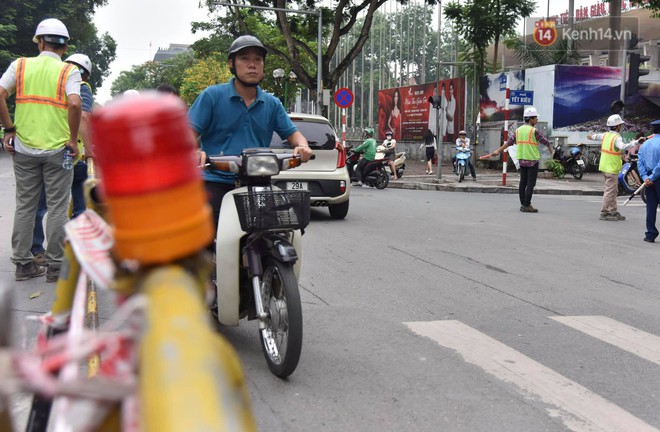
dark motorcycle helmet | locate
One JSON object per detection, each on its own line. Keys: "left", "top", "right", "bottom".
{"left": 228, "top": 35, "right": 267, "bottom": 87}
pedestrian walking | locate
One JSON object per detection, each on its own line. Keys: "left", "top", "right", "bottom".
{"left": 637, "top": 119, "right": 660, "bottom": 243}
{"left": 0, "top": 18, "right": 82, "bottom": 282}
{"left": 587, "top": 114, "right": 635, "bottom": 221}
{"left": 420, "top": 129, "right": 437, "bottom": 175}
{"left": 482, "top": 107, "right": 551, "bottom": 213}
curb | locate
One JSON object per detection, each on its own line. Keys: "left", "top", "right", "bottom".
{"left": 387, "top": 179, "right": 604, "bottom": 196}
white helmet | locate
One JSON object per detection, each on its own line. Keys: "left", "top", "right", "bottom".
{"left": 65, "top": 53, "right": 92, "bottom": 75}
{"left": 606, "top": 114, "right": 625, "bottom": 127}
{"left": 458, "top": 130, "right": 467, "bottom": 135}
{"left": 33, "top": 18, "right": 69, "bottom": 44}
{"left": 123, "top": 89, "right": 140, "bottom": 97}
{"left": 523, "top": 107, "right": 538, "bottom": 118}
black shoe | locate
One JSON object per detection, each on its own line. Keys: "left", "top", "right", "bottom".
{"left": 32, "top": 251, "right": 47, "bottom": 267}
{"left": 15, "top": 262, "right": 46, "bottom": 281}
{"left": 46, "top": 267, "right": 61, "bottom": 283}
{"left": 643, "top": 237, "right": 655, "bottom": 243}
{"left": 520, "top": 205, "right": 538, "bottom": 213}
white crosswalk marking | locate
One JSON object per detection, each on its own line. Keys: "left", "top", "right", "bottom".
{"left": 551, "top": 316, "right": 660, "bottom": 366}
{"left": 405, "top": 320, "right": 659, "bottom": 432}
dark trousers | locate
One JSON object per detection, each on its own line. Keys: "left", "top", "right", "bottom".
{"left": 355, "top": 158, "right": 370, "bottom": 182}
{"left": 70, "top": 160, "right": 88, "bottom": 219}
{"left": 31, "top": 187, "right": 48, "bottom": 255}
{"left": 519, "top": 163, "right": 539, "bottom": 207}
{"left": 645, "top": 184, "right": 660, "bottom": 241}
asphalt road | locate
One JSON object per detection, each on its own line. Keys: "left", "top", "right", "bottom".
{"left": 2, "top": 150, "right": 660, "bottom": 431}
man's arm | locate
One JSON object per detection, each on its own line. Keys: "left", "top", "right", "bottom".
{"left": 286, "top": 130, "right": 312, "bottom": 162}
{"left": 66, "top": 94, "right": 82, "bottom": 159}
{"left": 0, "top": 87, "right": 15, "bottom": 152}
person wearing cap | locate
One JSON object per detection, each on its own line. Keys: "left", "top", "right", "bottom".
{"left": 453, "top": 130, "right": 476, "bottom": 181}
{"left": 382, "top": 130, "right": 398, "bottom": 180}
{"left": 587, "top": 114, "right": 635, "bottom": 221}
{"left": 352, "top": 128, "right": 378, "bottom": 186}
{"left": 0, "top": 18, "right": 82, "bottom": 282}
{"left": 485, "top": 106, "right": 551, "bottom": 213}
{"left": 637, "top": 119, "right": 660, "bottom": 243}
{"left": 188, "top": 35, "right": 311, "bottom": 234}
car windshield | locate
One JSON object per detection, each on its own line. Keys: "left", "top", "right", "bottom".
{"left": 270, "top": 120, "right": 336, "bottom": 150}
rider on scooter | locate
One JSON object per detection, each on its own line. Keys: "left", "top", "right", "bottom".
{"left": 382, "top": 130, "right": 398, "bottom": 180}
{"left": 452, "top": 130, "right": 476, "bottom": 181}
{"left": 188, "top": 35, "right": 313, "bottom": 233}
{"left": 352, "top": 128, "right": 378, "bottom": 187}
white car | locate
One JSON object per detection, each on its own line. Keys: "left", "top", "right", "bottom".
{"left": 270, "top": 113, "right": 351, "bottom": 219}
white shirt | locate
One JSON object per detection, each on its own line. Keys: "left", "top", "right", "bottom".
{"left": 455, "top": 137, "right": 471, "bottom": 149}
{"left": 0, "top": 51, "right": 81, "bottom": 155}
{"left": 590, "top": 132, "right": 634, "bottom": 152}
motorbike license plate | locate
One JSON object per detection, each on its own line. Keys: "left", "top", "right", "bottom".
{"left": 287, "top": 181, "right": 308, "bottom": 190}
{"left": 577, "top": 159, "right": 585, "bottom": 166}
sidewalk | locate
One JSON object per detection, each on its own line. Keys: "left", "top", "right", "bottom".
{"left": 388, "top": 159, "right": 604, "bottom": 196}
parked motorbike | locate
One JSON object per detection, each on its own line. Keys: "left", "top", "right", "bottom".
{"left": 376, "top": 144, "right": 406, "bottom": 179}
{"left": 454, "top": 146, "right": 471, "bottom": 182}
{"left": 346, "top": 148, "right": 390, "bottom": 189}
{"left": 552, "top": 144, "right": 585, "bottom": 180}
{"left": 207, "top": 149, "right": 310, "bottom": 379}
{"left": 618, "top": 152, "right": 647, "bottom": 203}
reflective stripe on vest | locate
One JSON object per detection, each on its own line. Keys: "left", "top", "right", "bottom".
{"left": 515, "top": 124, "right": 540, "bottom": 160}
{"left": 598, "top": 131, "right": 622, "bottom": 174}
{"left": 14, "top": 56, "right": 75, "bottom": 150}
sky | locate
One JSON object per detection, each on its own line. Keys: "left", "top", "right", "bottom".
{"left": 93, "top": 0, "right": 213, "bottom": 104}
{"left": 92, "top": 0, "right": 596, "bottom": 104}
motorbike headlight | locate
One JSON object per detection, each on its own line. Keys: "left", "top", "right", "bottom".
{"left": 245, "top": 154, "right": 280, "bottom": 176}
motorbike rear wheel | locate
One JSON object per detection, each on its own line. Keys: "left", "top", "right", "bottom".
{"left": 259, "top": 257, "right": 303, "bottom": 379}
{"left": 458, "top": 163, "right": 465, "bottom": 182}
{"left": 571, "top": 161, "right": 584, "bottom": 180}
{"left": 375, "top": 171, "right": 389, "bottom": 189}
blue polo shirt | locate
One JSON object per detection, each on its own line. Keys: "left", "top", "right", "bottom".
{"left": 188, "top": 78, "right": 298, "bottom": 184}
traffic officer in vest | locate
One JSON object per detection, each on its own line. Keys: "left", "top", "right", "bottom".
{"left": 0, "top": 18, "right": 82, "bottom": 282}
{"left": 635, "top": 119, "right": 660, "bottom": 242}
{"left": 588, "top": 114, "right": 635, "bottom": 221}
{"left": 486, "top": 106, "right": 551, "bottom": 213}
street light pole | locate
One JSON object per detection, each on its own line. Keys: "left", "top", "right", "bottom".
{"left": 214, "top": 2, "right": 323, "bottom": 114}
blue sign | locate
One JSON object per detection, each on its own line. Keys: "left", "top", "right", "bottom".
{"left": 509, "top": 90, "right": 534, "bottom": 105}
{"left": 499, "top": 75, "right": 507, "bottom": 91}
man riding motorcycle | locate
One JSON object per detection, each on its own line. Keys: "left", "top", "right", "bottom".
{"left": 351, "top": 128, "right": 378, "bottom": 187}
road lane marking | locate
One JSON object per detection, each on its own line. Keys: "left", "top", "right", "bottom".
{"left": 405, "top": 320, "right": 659, "bottom": 432}
{"left": 551, "top": 316, "right": 660, "bottom": 366}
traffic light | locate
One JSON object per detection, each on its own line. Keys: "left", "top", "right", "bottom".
{"left": 627, "top": 52, "right": 650, "bottom": 96}
{"left": 428, "top": 95, "right": 442, "bottom": 108}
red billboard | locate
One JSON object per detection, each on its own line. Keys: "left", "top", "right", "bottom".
{"left": 378, "top": 78, "right": 466, "bottom": 142}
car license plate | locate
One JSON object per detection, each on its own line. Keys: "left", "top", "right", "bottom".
{"left": 577, "top": 159, "right": 585, "bottom": 166}
{"left": 287, "top": 181, "right": 308, "bottom": 190}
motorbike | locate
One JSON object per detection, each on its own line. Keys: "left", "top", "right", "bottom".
{"left": 454, "top": 146, "right": 471, "bottom": 182}
{"left": 552, "top": 144, "right": 585, "bottom": 180}
{"left": 618, "top": 152, "right": 647, "bottom": 203}
{"left": 208, "top": 149, "right": 310, "bottom": 379}
{"left": 346, "top": 147, "right": 390, "bottom": 189}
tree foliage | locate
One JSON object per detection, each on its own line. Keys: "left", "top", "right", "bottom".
{"left": 444, "top": 0, "right": 536, "bottom": 76}
{"left": 180, "top": 55, "right": 232, "bottom": 104}
{"left": 193, "top": 0, "right": 441, "bottom": 108}
{"left": 603, "top": 0, "right": 660, "bottom": 16}
{"left": 504, "top": 36, "right": 581, "bottom": 68}
{"left": 0, "top": 0, "right": 116, "bottom": 94}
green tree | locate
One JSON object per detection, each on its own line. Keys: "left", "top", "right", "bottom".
{"left": 0, "top": 0, "right": 116, "bottom": 93}
{"left": 180, "top": 55, "right": 232, "bottom": 105}
{"left": 194, "top": 0, "right": 442, "bottom": 109}
{"left": 504, "top": 36, "right": 581, "bottom": 68}
{"left": 110, "top": 62, "right": 164, "bottom": 96}
{"left": 444, "top": 0, "right": 536, "bottom": 76}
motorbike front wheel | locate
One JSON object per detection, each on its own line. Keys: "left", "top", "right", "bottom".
{"left": 458, "top": 163, "right": 465, "bottom": 182}
{"left": 375, "top": 170, "right": 389, "bottom": 189}
{"left": 259, "top": 257, "right": 303, "bottom": 379}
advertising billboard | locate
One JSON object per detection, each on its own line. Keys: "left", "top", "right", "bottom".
{"left": 378, "top": 78, "right": 466, "bottom": 142}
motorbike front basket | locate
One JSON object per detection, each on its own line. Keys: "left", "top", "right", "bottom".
{"left": 234, "top": 190, "right": 310, "bottom": 232}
